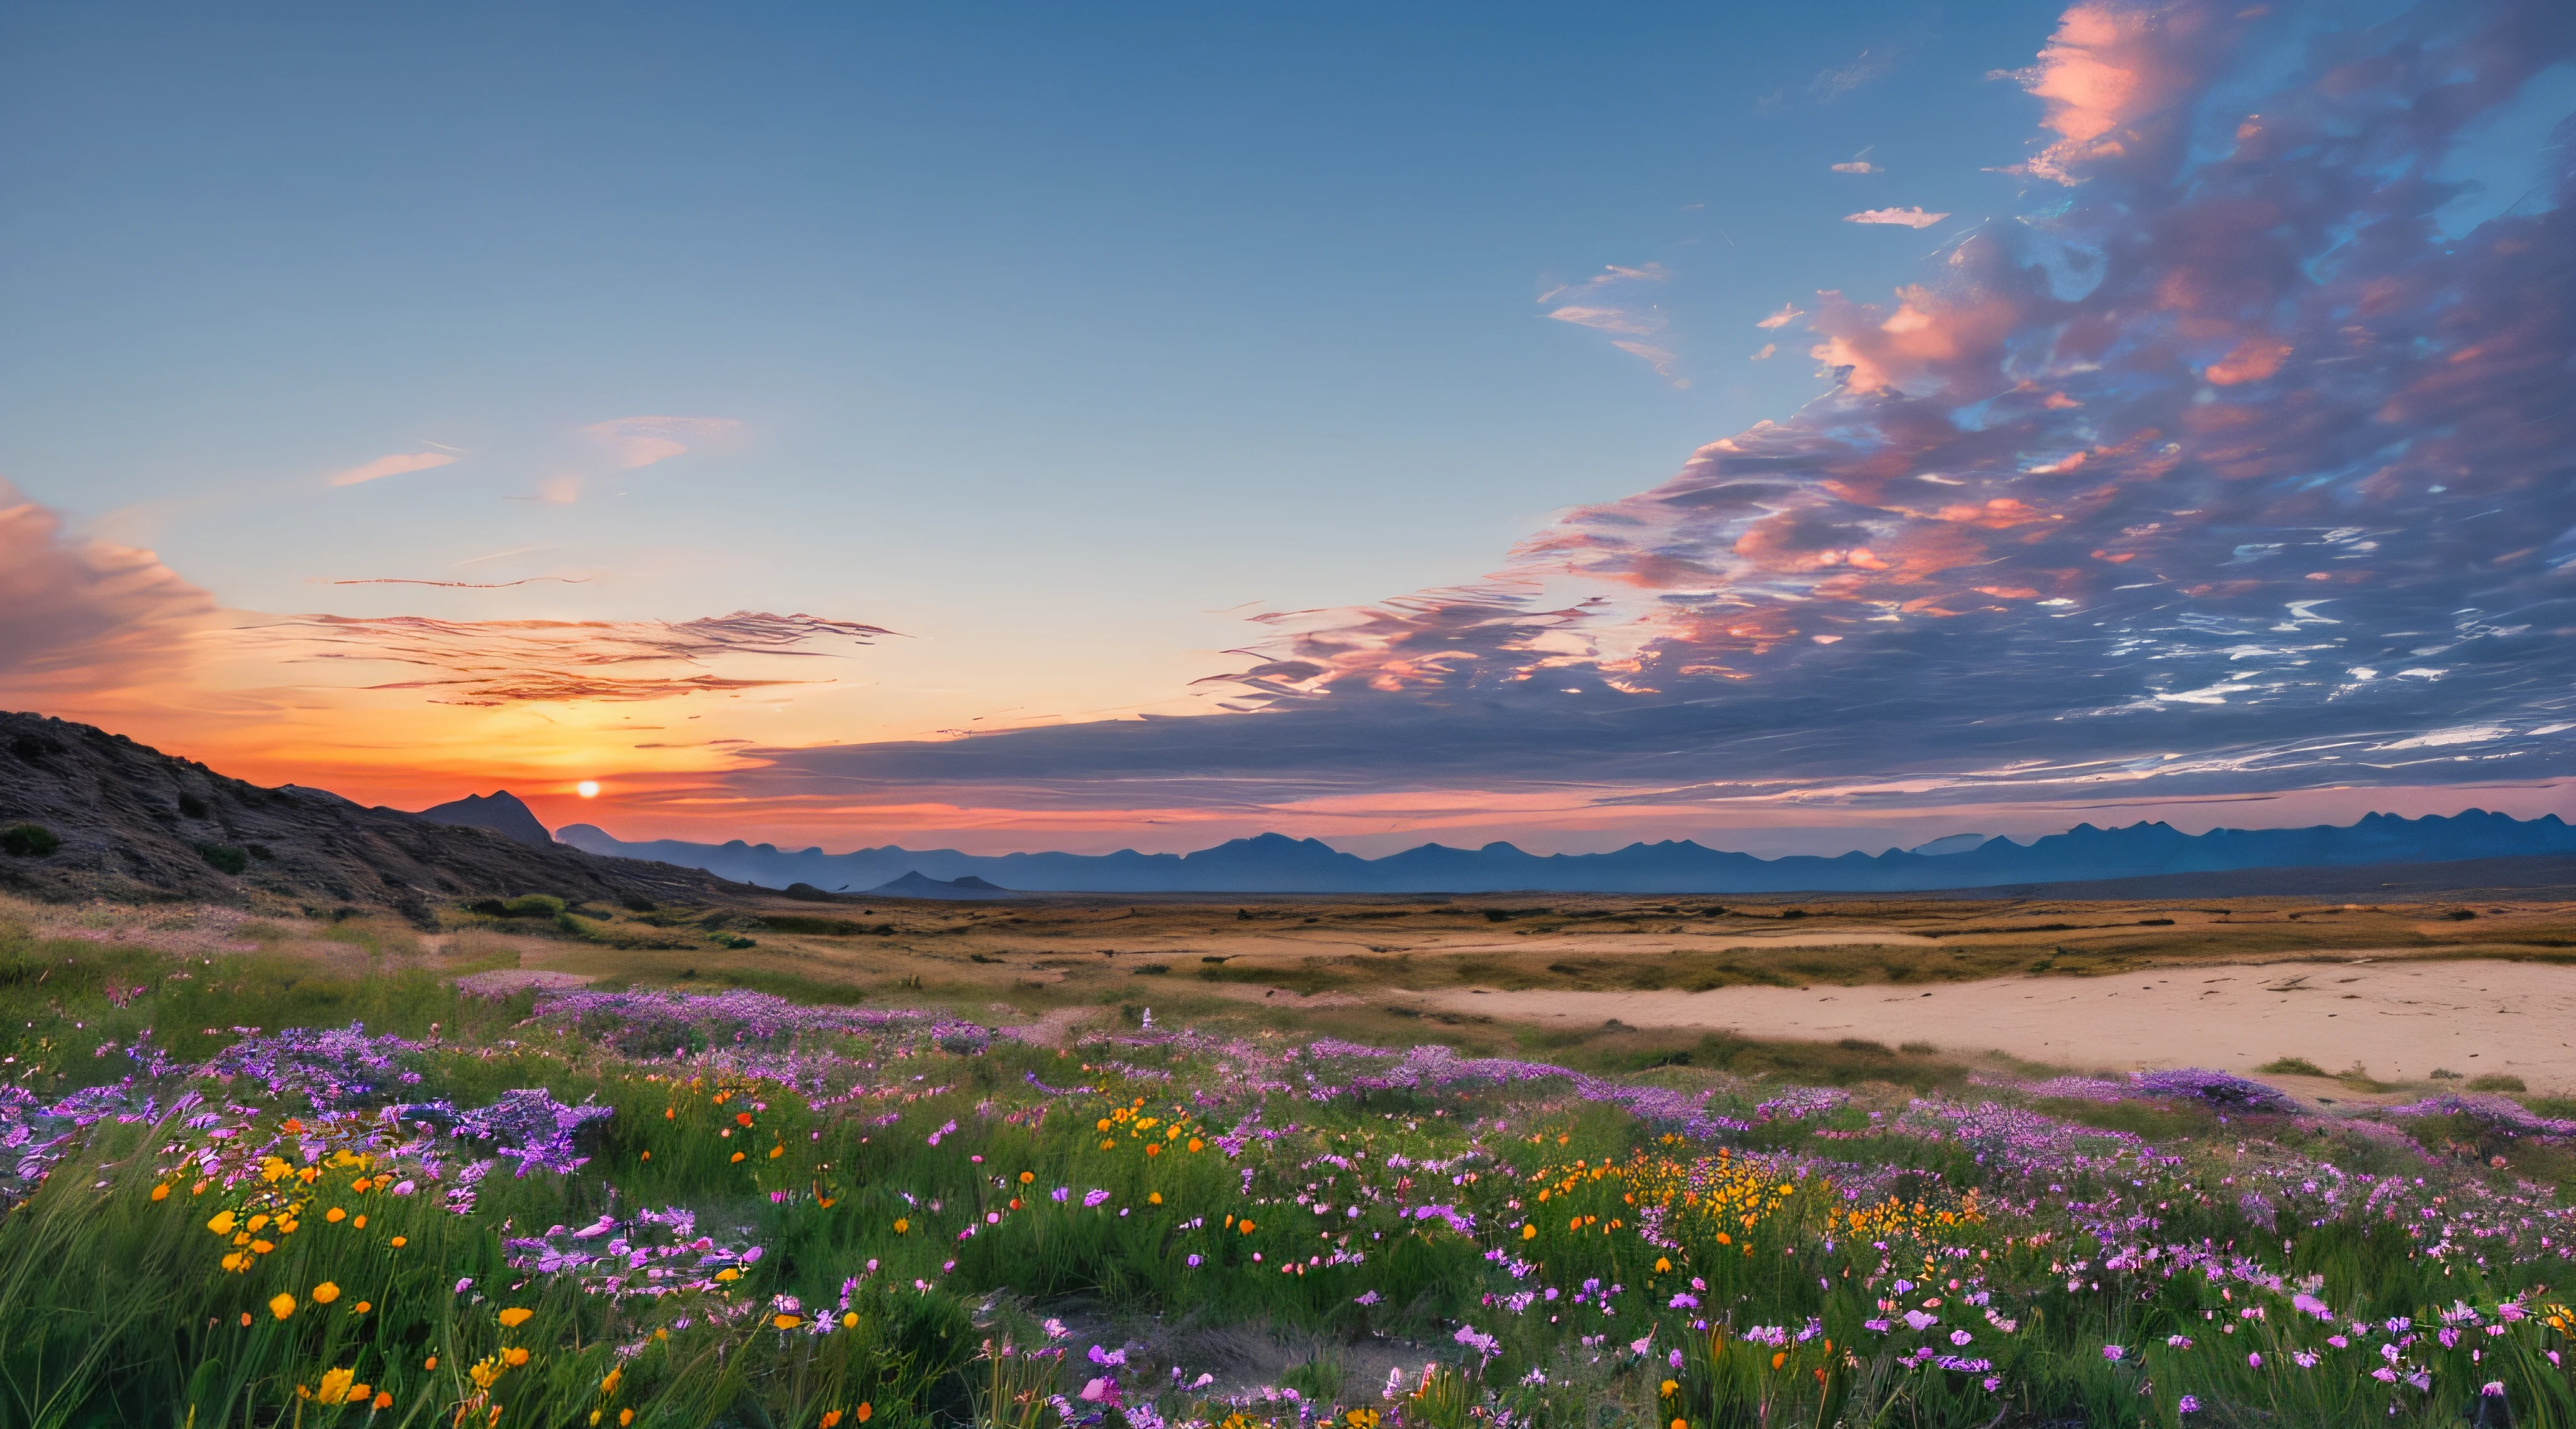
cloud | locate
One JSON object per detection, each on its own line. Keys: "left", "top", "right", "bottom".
{"left": 1755, "top": 304, "right": 1806, "bottom": 329}
{"left": 230, "top": 610, "right": 895, "bottom": 706}
{"left": 328, "top": 577, "right": 592, "bottom": 589}
{"left": 1541, "top": 265, "right": 1685, "bottom": 383}
{"left": 1842, "top": 208, "right": 1951, "bottom": 228}
{"left": 1545, "top": 306, "right": 1659, "bottom": 336}
{"left": 2006, "top": 0, "right": 2247, "bottom": 184}
{"left": 328, "top": 452, "right": 457, "bottom": 487}
{"left": 1813, "top": 47, "right": 1899, "bottom": 101}
{"left": 1751, "top": 343, "right": 1778, "bottom": 360}
{"left": 700, "top": 0, "right": 2576, "bottom": 820}
{"left": 0, "top": 482, "right": 215, "bottom": 698}
{"left": 580, "top": 416, "right": 745, "bottom": 469}
{"left": 1831, "top": 161, "right": 1883, "bottom": 174}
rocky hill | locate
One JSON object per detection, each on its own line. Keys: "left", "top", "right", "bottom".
{"left": 414, "top": 790, "right": 555, "bottom": 848}
{"left": 0, "top": 711, "right": 753, "bottom": 920}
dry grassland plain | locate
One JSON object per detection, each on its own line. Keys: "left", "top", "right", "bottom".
{"left": 241, "top": 886, "right": 2576, "bottom": 1100}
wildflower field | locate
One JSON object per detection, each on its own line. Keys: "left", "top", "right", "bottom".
{"left": 4, "top": 920, "right": 2576, "bottom": 1427}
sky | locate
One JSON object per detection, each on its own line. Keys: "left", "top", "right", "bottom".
{"left": 3, "top": 0, "right": 2573, "bottom": 857}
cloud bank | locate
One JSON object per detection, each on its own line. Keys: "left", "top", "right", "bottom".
{"left": 721, "top": 0, "right": 2576, "bottom": 821}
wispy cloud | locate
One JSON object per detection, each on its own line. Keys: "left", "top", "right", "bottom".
{"left": 1541, "top": 264, "right": 1685, "bottom": 384}
{"left": 328, "top": 452, "right": 458, "bottom": 487}
{"left": 1842, "top": 207, "right": 1950, "bottom": 228}
{"left": 1755, "top": 303, "right": 1806, "bottom": 329}
{"left": 328, "top": 576, "right": 592, "bottom": 589}
{"left": 1750, "top": 343, "right": 1777, "bottom": 360}
{"left": 1812, "top": 48, "right": 1899, "bottom": 100}
{"left": 231, "top": 611, "right": 895, "bottom": 706}
{"left": 1831, "top": 161, "right": 1882, "bottom": 174}
{"left": 580, "top": 416, "right": 744, "bottom": 469}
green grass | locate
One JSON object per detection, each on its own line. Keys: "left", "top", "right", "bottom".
{"left": 2258, "top": 1055, "right": 2329, "bottom": 1077}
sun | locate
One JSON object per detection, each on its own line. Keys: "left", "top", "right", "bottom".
{"left": 575, "top": 781, "right": 600, "bottom": 798}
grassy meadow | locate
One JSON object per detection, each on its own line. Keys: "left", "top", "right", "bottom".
{"left": 1, "top": 895, "right": 2574, "bottom": 1427}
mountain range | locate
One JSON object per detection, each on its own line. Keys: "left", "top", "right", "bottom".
{"left": 554, "top": 809, "right": 2576, "bottom": 896}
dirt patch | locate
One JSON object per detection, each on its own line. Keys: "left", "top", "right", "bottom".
{"left": 453, "top": 969, "right": 594, "bottom": 998}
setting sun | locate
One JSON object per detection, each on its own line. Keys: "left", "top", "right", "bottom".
{"left": 575, "top": 781, "right": 600, "bottom": 799}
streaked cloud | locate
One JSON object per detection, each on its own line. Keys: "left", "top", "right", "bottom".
{"left": 328, "top": 451, "right": 457, "bottom": 487}
{"left": 579, "top": 415, "right": 745, "bottom": 469}
{"left": 1755, "top": 303, "right": 1805, "bottom": 329}
{"left": 231, "top": 610, "right": 894, "bottom": 706}
{"left": 1842, "top": 207, "right": 1950, "bottom": 228}
{"left": 1831, "top": 161, "right": 1882, "bottom": 174}
{"left": 1542, "top": 264, "right": 1685, "bottom": 384}
{"left": 1751, "top": 343, "right": 1778, "bottom": 360}
{"left": 328, "top": 576, "right": 592, "bottom": 589}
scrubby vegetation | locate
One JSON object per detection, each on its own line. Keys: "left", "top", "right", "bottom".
{"left": 0, "top": 909, "right": 2573, "bottom": 1427}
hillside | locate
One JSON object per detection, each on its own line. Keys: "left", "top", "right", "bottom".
{"left": 0, "top": 711, "right": 752, "bottom": 918}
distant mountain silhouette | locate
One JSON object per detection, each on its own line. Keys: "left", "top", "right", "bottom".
{"left": 414, "top": 791, "right": 553, "bottom": 848}
{"left": 554, "top": 810, "right": 2576, "bottom": 895}
{"left": 864, "top": 870, "right": 1014, "bottom": 900}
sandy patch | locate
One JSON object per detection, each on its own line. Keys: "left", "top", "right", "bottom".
{"left": 1421, "top": 959, "right": 2576, "bottom": 1091}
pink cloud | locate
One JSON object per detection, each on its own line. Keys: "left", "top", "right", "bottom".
{"left": 1830, "top": 161, "right": 1881, "bottom": 174}
{"left": 1842, "top": 208, "right": 1950, "bottom": 228}
{"left": 2009, "top": 0, "right": 2244, "bottom": 183}
{"left": 1751, "top": 343, "right": 1778, "bottom": 360}
{"left": 328, "top": 452, "right": 458, "bottom": 487}
{"left": 1546, "top": 305, "right": 1658, "bottom": 336}
{"left": 0, "top": 483, "right": 214, "bottom": 698}
{"left": 580, "top": 416, "right": 745, "bottom": 469}
{"left": 1755, "top": 303, "right": 1805, "bottom": 329}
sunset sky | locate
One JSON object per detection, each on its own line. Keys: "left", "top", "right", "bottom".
{"left": 4, "top": 0, "right": 2572, "bottom": 857}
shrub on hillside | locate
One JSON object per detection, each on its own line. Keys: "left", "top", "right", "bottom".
{"left": 0, "top": 824, "right": 60, "bottom": 858}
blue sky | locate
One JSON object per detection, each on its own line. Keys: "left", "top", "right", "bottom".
{"left": 3, "top": 0, "right": 2572, "bottom": 856}
{"left": 3, "top": 0, "right": 2058, "bottom": 623}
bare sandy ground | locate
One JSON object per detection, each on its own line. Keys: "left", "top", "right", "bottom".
{"left": 1419, "top": 959, "right": 2576, "bottom": 1091}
